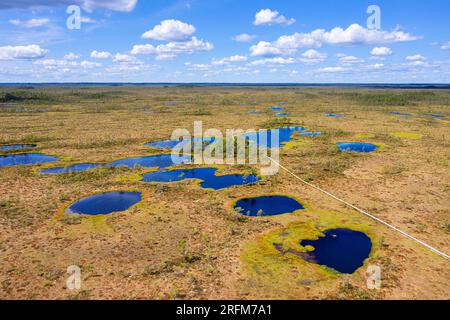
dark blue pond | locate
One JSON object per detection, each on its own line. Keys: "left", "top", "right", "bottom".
{"left": 270, "top": 106, "right": 284, "bottom": 111}
{"left": 324, "top": 113, "right": 344, "bottom": 118}
{"left": 243, "top": 126, "right": 305, "bottom": 148}
{"left": 336, "top": 142, "right": 378, "bottom": 153}
{"left": 299, "top": 132, "right": 321, "bottom": 136}
{"left": 109, "top": 154, "right": 191, "bottom": 169}
{"left": 66, "top": 191, "right": 142, "bottom": 215}
{"left": 40, "top": 154, "right": 192, "bottom": 174}
{"left": 300, "top": 228, "right": 372, "bottom": 274}
{"left": 0, "top": 144, "right": 36, "bottom": 151}
{"left": 275, "top": 113, "right": 289, "bottom": 117}
{"left": 389, "top": 111, "right": 412, "bottom": 116}
{"left": 0, "top": 153, "right": 60, "bottom": 167}
{"left": 142, "top": 167, "right": 260, "bottom": 190}
{"left": 145, "top": 138, "right": 215, "bottom": 149}
{"left": 234, "top": 195, "right": 304, "bottom": 216}
{"left": 40, "top": 163, "right": 103, "bottom": 174}
{"left": 421, "top": 113, "right": 446, "bottom": 118}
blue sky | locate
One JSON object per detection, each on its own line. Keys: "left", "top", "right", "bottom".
{"left": 0, "top": 0, "right": 449, "bottom": 83}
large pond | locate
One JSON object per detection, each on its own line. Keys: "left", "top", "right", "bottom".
{"left": 66, "top": 191, "right": 142, "bottom": 215}
{"left": 142, "top": 167, "right": 260, "bottom": 190}
{"left": 336, "top": 142, "right": 378, "bottom": 153}
{"left": 299, "top": 228, "right": 372, "bottom": 274}
{"left": 234, "top": 195, "right": 304, "bottom": 216}
{"left": 0, "top": 153, "right": 60, "bottom": 167}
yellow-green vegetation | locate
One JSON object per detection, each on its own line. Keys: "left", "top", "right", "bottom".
{"left": 0, "top": 86, "right": 449, "bottom": 300}
{"left": 392, "top": 132, "right": 423, "bottom": 140}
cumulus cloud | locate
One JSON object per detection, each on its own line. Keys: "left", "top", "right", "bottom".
{"left": 254, "top": 9, "right": 295, "bottom": 26}
{"left": 300, "top": 49, "right": 327, "bottom": 64}
{"left": 131, "top": 37, "right": 213, "bottom": 60}
{"left": 142, "top": 19, "right": 196, "bottom": 41}
{"left": 0, "top": 44, "right": 47, "bottom": 60}
{"left": 250, "top": 24, "right": 420, "bottom": 57}
{"left": 338, "top": 55, "right": 364, "bottom": 65}
{"left": 64, "top": 52, "right": 80, "bottom": 60}
{"left": 371, "top": 46, "right": 392, "bottom": 56}
{"left": 406, "top": 54, "right": 426, "bottom": 61}
{"left": 316, "top": 66, "right": 348, "bottom": 73}
{"left": 232, "top": 33, "right": 256, "bottom": 42}
{"left": 90, "top": 50, "right": 112, "bottom": 59}
{"left": 9, "top": 18, "right": 49, "bottom": 28}
{"left": 441, "top": 42, "right": 450, "bottom": 50}
{"left": 250, "top": 57, "right": 296, "bottom": 65}
{"left": 34, "top": 59, "right": 100, "bottom": 69}
{"left": 249, "top": 41, "right": 285, "bottom": 57}
{"left": 0, "top": 0, "right": 138, "bottom": 12}
{"left": 212, "top": 55, "right": 247, "bottom": 65}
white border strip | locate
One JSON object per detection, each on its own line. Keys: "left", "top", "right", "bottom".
{"left": 268, "top": 157, "right": 450, "bottom": 260}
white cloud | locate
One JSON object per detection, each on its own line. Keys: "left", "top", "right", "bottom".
{"left": 9, "top": 18, "right": 50, "bottom": 28}
{"left": 251, "top": 24, "right": 420, "bottom": 57}
{"left": 113, "top": 53, "right": 133, "bottom": 62}
{"left": 0, "top": 44, "right": 47, "bottom": 60}
{"left": 339, "top": 55, "right": 364, "bottom": 65}
{"left": 131, "top": 37, "right": 213, "bottom": 60}
{"left": 79, "top": 60, "right": 101, "bottom": 69}
{"left": 441, "top": 42, "right": 450, "bottom": 50}
{"left": 249, "top": 41, "right": 285, "bottom": 57}
{"left": 212, "top": 55, "right": 247, "bottom": 65}
{"left": 300, "top": 49, "right": 327, "bottom": 64}
{"left": 142, "top": 19, "right": 195, "bottom": 41}
{"left": 81, "top": 16, "right": 96, "bottom": 24}
{"left": 64, "top": 52, "right": 80, "bottom": 60}
{"left": 254, "top": 9, "right": 295, "bottom": 26}
{"left": 0, "top": 0, "right": 138, "bottom": 12}
{"left": 232, "top": 33, "right": 255, "bottom": 42}
{"left": 371, "top": 46, "right": 392, "bottom": 56}
{"left": 250, "top": 57, "right": 296, "bottom": 65}
{"left": 368, "top": 63, "right": 384, "bottom": 69}
{"left": 406, "top": 54, "right": 426, "bottom": 61}
{"left": 184, "top": 62, "right": 210, "bottom": 70}
{"left": 316, "top": 66, "right": 348, "bottom": 73}
{"left": 90, "top": 50, "right": 112, "bottom": 59}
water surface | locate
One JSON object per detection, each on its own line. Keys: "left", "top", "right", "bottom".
{"left": 66, "top": 191, "right": 142, "bottom": 215}
{"left": 336, "top": 142, "right": 378, "bottom": 153}
{"left": 300, "top": 228, "right": 372, "bottom": 274}
{"left": 0, "top": 144, "right": 36, "bottom": 151}
{"left": 234, "top": 195, "right": 304, "bottom": 216}
{"left": 0, "top": 153, "right": 60, "bottom": 167}
{"left": 142, "top": 167, "right": 260, "bottom": 190}
{"left": 243, "top": 126, "right": 305, "bottom": 148}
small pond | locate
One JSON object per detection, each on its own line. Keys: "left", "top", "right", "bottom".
{"left": 299, "top": 228, "right": 372, "bottom": 274}
{"left": 142, "top": 167, "right": 260, "bottom": 190}
{"left": 270, "top": 106, "right": 284, "bottom": 111}
{"left": 109, "top": 154, "right": 191, "bottom": 169}
{"left": 0, "top": 153, "right": 60, "bottom": 167}
{"left": 389, "top": 112, "right": 412, "bottom": 116}
{"left": 0, "top": 144, "right": 36, "bottom": 151}
{"left": 145, "top": 138, "right": 215, "bottom": 149}
{"left": 66, "top": 191, "right": 142, "bottom": 215}
{"left": 299, "top": 132, "right": 321, "bottom": 137}
{"left": 275, "top": 113, "right": 289, "bottom": 117}
{"left": 243, "top": 126, "right": 305, "bottom": 148}
{"left": 336, "top": 142, "right": 378, "bottom": 153}
{"left": 324, "top": 113, "right": 344, "bottom": 118}
{"left": 234, "top": 195, "right": 304, "bottom": 216}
